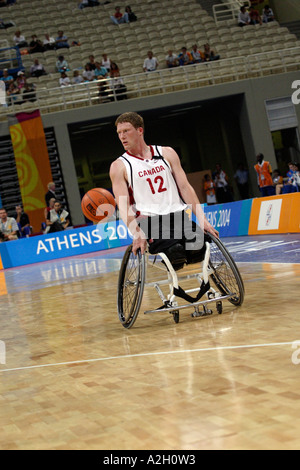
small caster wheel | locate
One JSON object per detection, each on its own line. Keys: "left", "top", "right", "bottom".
{"left": 216, "top": 301, "right": 223, "bottom": 314}
{"left": 173, "top": 310, "right": 179, "bottom": 323}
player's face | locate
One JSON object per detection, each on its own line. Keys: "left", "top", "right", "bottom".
{"left": 117, "top": 122, "right": 142, "bottom": 152}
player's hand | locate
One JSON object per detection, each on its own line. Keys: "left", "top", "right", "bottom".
{"left": 132, "top": 231, "right": 147, "bottom": 255}
{"left": 204, "top": 219, "right": 219, "bottom": 238}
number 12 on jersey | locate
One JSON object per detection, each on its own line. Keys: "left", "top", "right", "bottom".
{"left": 146, "top": 176, "right": 167, "bottom": 194}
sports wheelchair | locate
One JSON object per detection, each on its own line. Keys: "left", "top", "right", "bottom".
{"left": 117, "top": 233, "right": 244, "bottom": 329}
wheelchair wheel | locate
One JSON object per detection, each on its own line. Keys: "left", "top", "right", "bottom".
{"left": 117, "top": 245, "right": 146, "bottom": 329}
{"left": 208, "top": 234, "right": 244, "bottom": 306}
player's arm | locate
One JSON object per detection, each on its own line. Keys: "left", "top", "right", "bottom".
{"left": 109, "top": 159, "right": 147, "bottom": 255}
{"left": 162, "top": 146, "right": 219, "bottom": 238}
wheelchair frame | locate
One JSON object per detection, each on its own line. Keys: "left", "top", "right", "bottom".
{"left": 117, "top": 233, "right": 244, "bottom": 329}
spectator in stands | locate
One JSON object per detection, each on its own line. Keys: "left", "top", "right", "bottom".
{"left": 213, "top": 163, "right": 234, "bottom": 203}
{"left": 254, "top": 153, "right": 275, "bottom": 197}
{"left": 6, "top": 81, "right": 20, "bottom": 104}
{"left": 56, "top": 55, "right": 69, "bottom": 73}
{"left": 22, "top": 83, "right": 36, "bottom": 102}
{"left": 72, "top": 70, "right": 84, "bottom": 84}
{"left": 190, "top": 44, "right": 204, "bottom": 63}
{"left": 0, "top": 208, "right": 19, "bottom": 242}
{"left": 249, "top": 6, "right": 262, "bottom": 25}
{"left": 125, "top": 5, "right": 137, "bottom": 22}
{"left": 59, "top": 71, "right": 71, "bottom": 87}
{"left": 79, "top": 0, "right": 99, "bottom": 8}
{"left": 13, "top": 30, "right": 28, "bottom": 48}
{"left": 16, "top": 71, "right": 26, "bottom": 91}
{"left": 109, "top": 65, "right": 127, "bottom": 100}
{"left": 234, "top": 163, "right": 249, "bottom": 200}
{"left": 238, "top": 6, "right": 250, "bottom": 27}
{"left": 0, "top": 68, "right": 14, "bottom": 90}
{"left": 102, "top": 53, "right": 111, "bottom": 72}
{"left": 30, "top": 58, "right": 47, "bottom": 77}
{"left": 281, "top": 162, "right": 300, "bottom": 194}
{"left": 165, "top": 50, "right": 179, "bottom": 68}
{"left": 82, "top": 63, "right": 95, "bottom": 81}
{"left": 262, "top": 5, "right": 275, "bottom": 23}
{"left": 203, "top": 43, "right": 220, "bottom": 61}
{"left": 0, "top": 17, "right": 15, "bottom": 28}
{"left": 109, "top": 61, "right": 120, "bottom": 77}
{"left": 272, "top": 169, "right": 284, "bottom": 195}
{"left": 14, "top": 205, "right": 31, "bottom": 238}
{"left": 178, "top": 47, "right": 193, "bottom": 66}
{"left": 87, "top": 54, "right": 97, "bottom": 70}
{"left": 46, "top": 200, "right": 70, "bottom": 233}
{"left": 203, "top": 174, "right": 217, "bottom": 205}
{"left": 45, "top": 182, "right": 56, "bottom": 206}
{"left": 143, "top": 51, "right": 159, "bottom": 72}
{"left": 110, "top": 6, "right": 129, "bottom": 25}
{"left": 43, "top": 33, "right": 56, "bottom": 51}
{"left": 44, "top": 197, "right": 55, "bottom": 221}
{"left": 56, "top": 30, "right": 69, "bottom": 49}
{"left": 29, "top": 34, "right": 45, "bottom": 54}
{"left": 94, "top": 61, "right": 108, "bottom": 80}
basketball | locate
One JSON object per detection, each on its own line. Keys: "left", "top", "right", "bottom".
{"left": 81, "top": 188, "right": 116, "bottom": 223}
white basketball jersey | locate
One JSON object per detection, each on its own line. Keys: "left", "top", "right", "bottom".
{"left": 118, "top": 145, "right": 187, "bottom": 216}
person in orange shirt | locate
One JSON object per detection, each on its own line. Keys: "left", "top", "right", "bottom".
{"left": 254, "top": 153, "right": 275, "bottom": 197}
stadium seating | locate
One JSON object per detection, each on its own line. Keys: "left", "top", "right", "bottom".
{"left": 0, "top": 0, "right": 299, "bottom": 117}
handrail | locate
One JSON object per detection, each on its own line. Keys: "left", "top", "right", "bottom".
{"left": 213, "top": 0, "right": 251, "bottom": 23}
{"left": 1, "top": 46, "right": 300, "bottom": 118}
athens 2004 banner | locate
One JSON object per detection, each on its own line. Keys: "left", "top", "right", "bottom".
{"left": 8, "top": 110, "right": 52, "bottom": 233}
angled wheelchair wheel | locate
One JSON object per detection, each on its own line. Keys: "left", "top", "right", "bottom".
{"left": 117, "top": 245, "right": 146, "bottom": 329}
{"left": 208, "top": 234, "right": 244, "bottom": 306}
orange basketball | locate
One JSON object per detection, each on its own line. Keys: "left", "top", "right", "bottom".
{"left": 81, "top": 188, "right": 116, "bottom": 223}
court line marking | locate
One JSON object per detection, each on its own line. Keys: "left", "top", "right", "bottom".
{"left": 0, "top": 341, "right": 295, "bottom": 373}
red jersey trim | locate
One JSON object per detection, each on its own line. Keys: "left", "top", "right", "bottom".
{"left": 125, "top": 145, "right": 154, "bottom": 160}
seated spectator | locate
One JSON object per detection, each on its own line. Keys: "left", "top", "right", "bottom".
{"left": 46, "top": 200, "right": 70, "bottom": 233}
{"left": 14, "top": 205, "right": 31, "bottom": 238}
{"left": 56, "top": 55, "right": 69, "bottom": 73}
{"left": 72, "top": 70, "right": 84, "bottom": 84}
{"left": 203, "top": 43, "right": 220, "bottom": 61}
{"left": 281, "top": 162, "right": 300, "bottom": 194}
{"left": 143, "top": 50, "right": 158, "bottom": 72}
{"left": 30, "top": 58, "right": 46, "bottom": 77}
{"left": 249, "top": 6, "right": 262, "bottom": 25}
{"left": 29, "top": 34, "right": 45, "bottom": 54}
{"left": 43, "top": 33, "right": 56, "bottom": 51}
{"left": 110, "top": 6, "right": 129, "bottom": 25}
{"left": 0, "top": 68, "right": 14, "bottom": 90}
{"left": 190, "top": 44, "right": 204, "bottom": 63}
{"left": 109, "top": 61, "right": 119, "bottom": 77}
{"left": 79, "top": 0, "right": 99, "bottom": 8}
{"left": 0, "top": 17, "right": 15, "bottom": 28}
{"left": 203, "top": 174, "right": 217, "bottom": 205}
{"left": 125, "top": 5, "right": 137, "bottom": 22}
{"left": 262, "top": 5, "right": 275, "bottom": 23}
{"left": 94, "top": 61, "right": 108, "bottom": 80}
{"left": 0, "top": 207, "right": 19, "bottom": 242}
{"left": 6, "top": 81, "right": 20, "bottom": 104}
{"left": 13, "top": 30, "right": 28, "bottom": 48}
{"left": 16, "top": 71, "right": 26, "bottom": 90}
{"left": 87, "top": 54, "right": 97, "bottom": 70}
{"left": 101, "top": 53, "right": 111, "bottom": 72}
{"left": 59, "top": 71, "right": 71, "bottom": 87}
{"left": 56, "top": 30, "right": 69, "bottom": 49}
{"left": 272, "top": 169, "right": 283, "bottom": 195}
{"left": 109, "top": 66, "right": 127, "bottom": 101}
{"left": 238, "top": 6, "right": 250, "bottom": 27}
{"left": 213, "top": 163, "right": 234, "bottom": 202}
{"left": 178, "top": 47, "right": 193, "bottom": 66}
{"left": 165, "top": 49, "right": 179, "bottom": 68}
{"left": 82, "top": 63, "right": 95, "bottom": 81}
{"left": 22, "top": 83, "right": 36, "bottom": 102}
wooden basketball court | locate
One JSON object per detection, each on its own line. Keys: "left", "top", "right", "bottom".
{"left": 0, "top": 234, "right": 300, "bottom": 450}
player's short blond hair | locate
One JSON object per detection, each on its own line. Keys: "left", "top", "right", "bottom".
{"left": 115, "top": 112, "right": 144, "bottom": 130}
